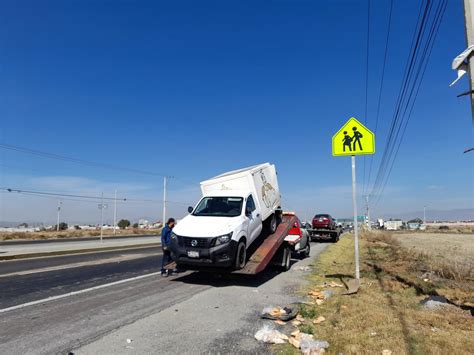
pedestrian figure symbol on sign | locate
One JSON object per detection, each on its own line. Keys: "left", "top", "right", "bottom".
{"left": 342, "top": 131, "right": 352, "bottom": 152}
{"left": 352, "top": 126, "right": 363, "bottom": 151}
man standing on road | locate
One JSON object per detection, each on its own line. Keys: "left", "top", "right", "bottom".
{"left": 161, "top": 218, "right": 178, "bottom": 277}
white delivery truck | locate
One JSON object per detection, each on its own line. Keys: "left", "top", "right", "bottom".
{"left": 170, "top": 163, "right": 282, "bottom": 270}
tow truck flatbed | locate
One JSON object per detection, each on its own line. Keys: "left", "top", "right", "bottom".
{"left": 233, "top": 214, "right": 295, "bottom": 274}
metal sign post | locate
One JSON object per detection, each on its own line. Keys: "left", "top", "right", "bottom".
{"left": 332, "top": 116, "right": 375, "bottom": 281}
{"left": 351, "top": 156, "right": 360, "bottom": 280}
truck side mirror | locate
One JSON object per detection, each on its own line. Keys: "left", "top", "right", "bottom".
{"left": 188, "top": 206, "right": 193, "bottom": 213}
{"left": 245, "top": 206, "right": 252, "bottom": 216}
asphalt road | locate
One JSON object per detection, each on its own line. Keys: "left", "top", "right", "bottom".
{"left": 0, "top": 241, "right": 331, "bottom": 355}
{"left": 0, "top": 247, "right": 162, "bottom": 309}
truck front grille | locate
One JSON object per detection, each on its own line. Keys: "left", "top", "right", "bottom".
{"left": 182, "top": 237, "right": 212, "bottom": 248}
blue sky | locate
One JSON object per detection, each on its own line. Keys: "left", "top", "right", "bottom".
{"left": 0, "top": 0, "right": 473, "bottom": 223}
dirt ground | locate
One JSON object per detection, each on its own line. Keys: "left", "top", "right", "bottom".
{"left": 394, "top": 232, "right": 474, "bottom": 267}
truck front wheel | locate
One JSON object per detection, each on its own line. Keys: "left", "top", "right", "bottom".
{"left": 235, "top": 240, "right": 246, "bottom": 270}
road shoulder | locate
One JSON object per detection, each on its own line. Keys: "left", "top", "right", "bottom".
{"left": 76, "top": 243, "right": 329, "bottom": 354}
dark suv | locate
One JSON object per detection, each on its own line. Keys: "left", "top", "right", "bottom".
{"left": 312, "top": 214, "right": 336, "bottom": 230}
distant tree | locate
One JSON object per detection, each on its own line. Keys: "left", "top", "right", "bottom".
{"left": 118, "top": 219, "right": 131, "bottom": 229}
{"left": 408, "top": 218, "right": 423, "bottom": 224}
{"left": 54, "top": 222, "right": 68, "bottom": 231}
{"left": 74, "top": 225, "right": 81, "bottom": 230}
{"left": 132, "top": 222, "right": 139, "bottom": 228}
{"left": 18, "top": 222, "right": 28, "bottom": 228}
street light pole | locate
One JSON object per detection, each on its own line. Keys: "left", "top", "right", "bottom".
{"left": 56, "top": 201, "right": 62, "bottom": 232}
{"left": 424, "top": 205, "right": 427, "bottom": 225}
{"left": 113, "top": 190, "right": 117, "bottom": 235}
{"left": 100, "top": 192, "right": 104, "bottom": 242}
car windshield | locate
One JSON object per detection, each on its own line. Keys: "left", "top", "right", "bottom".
{"left": 192, "top": 197, "right": 243, "bottom": 217}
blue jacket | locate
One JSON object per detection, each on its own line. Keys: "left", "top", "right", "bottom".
{"left": 161, "top": 224, "right": 172, "bottom": 246}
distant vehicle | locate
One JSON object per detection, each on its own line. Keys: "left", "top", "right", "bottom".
{"left": 283, "top": 214, "right": 310, "bottom": 259}
{"left": 312, "top": 214, "right": 337, "bottom": 230}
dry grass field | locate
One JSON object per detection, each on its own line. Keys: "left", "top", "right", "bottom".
{"left": 0, "top": 228, "right": 162, "bottom": 241}
{"left": 394, "top": 232, "right": 473, "bottom": 268}
{"left": 278, "top": 230, "right": 473, "bottom": 354}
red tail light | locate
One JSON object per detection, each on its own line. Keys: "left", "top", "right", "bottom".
{"left": 289, "top": 222, "right": 302, "bottom": 237}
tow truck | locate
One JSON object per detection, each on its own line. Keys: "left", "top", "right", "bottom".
{"left": 306, "top": 226, "right": 342, "bottom": 243}
{"left": 165, "top": 213, "right": 299, "bottom": 275}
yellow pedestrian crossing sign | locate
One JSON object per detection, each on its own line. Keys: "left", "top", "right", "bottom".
{"left": 332, "top": 117, "right": 375, "bottom": 156}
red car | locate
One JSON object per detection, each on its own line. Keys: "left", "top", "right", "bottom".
{"left": 312, "top": 214, "right": 336, "bottom": 230}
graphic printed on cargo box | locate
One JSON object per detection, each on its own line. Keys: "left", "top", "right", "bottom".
{"left": 260, "top": 171, "right": 277, "bottom": 208}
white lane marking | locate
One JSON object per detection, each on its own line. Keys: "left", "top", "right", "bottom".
{"left": 0, "top": 271, "right": 162, "bottom": 314}
{"left": 0, "top": 253, "right": 159, "bottom": 278}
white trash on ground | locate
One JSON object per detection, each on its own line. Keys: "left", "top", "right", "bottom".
{"left": 254, "top": 325, "right": 289, "bottom": 344}
{"left": 300, "top": 334, "right": 329, "bottom": 355}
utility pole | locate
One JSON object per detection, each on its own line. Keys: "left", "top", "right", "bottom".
{"left": 423, "top": 205, "right": 427, "bottom": 225}
{"left": 163, "top": 176, "right": 167, "bottom": 225}
{"left": 464, "top": 0, "right": 474, "bottom": 121}
{"left": 113, "top": 190, "right": 117, "bottom": 235}
{"left": 99, "top": 192, "right": 107, "bottom": 242}
{"left": 56, "top": 201, "right": 62, "bottom": 232}
{"left": 365, "top": 195, "right": 371, "bottom": 230}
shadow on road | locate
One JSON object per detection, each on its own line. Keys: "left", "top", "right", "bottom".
{"left": 170, "top": 259, "right": 300, "bottom": 288}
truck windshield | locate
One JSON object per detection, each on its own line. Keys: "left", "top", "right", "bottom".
{"left": 193, "top": 197, "right": 243, "bottom": 217}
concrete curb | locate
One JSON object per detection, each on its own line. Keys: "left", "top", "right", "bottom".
{"left": 0, "top": 243, "right": 161, "bottom": 261}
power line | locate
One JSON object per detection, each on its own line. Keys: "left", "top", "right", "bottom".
{"left": 0, "top": 143, "right": 200, "bottom": 186}
{"left": 366, "top": 0, "right": 394, "bottom": 194}
{"left": 373, "top": 0, "right": 448, "bottom": 208}
{"left": 0, "top": 187, "right": 192, "bottom": 205}
{"left": 362, "top": 0, "right": 371, "bottom": 198}
{"left": 370, "top": 0, "right": 447, "bottom": 207}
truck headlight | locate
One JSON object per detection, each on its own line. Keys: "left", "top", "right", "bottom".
{"left": 214, "top": 232, "right": 233, "bottom": 246}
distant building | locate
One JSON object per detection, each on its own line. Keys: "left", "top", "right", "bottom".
{"left": 385, "top": 220, "right": 403, "bottom": 231}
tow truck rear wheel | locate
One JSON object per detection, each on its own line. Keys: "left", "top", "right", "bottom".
{"left": 281, "top": 246, "right": 291, "bottom": 271}
{"left": 302, "top": 243, "right": 310, "bottom": 259}
{"left": 267, "top": 214, "right": 277, "bottom": 234}
{"left": 235, "top": 240, "right": 246, "bottom": 270}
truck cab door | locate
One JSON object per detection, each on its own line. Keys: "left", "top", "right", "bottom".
{"left": 245, "top": 194, "right": 262, "bottom": 244}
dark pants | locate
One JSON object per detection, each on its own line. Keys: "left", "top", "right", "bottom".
{"left": 161, "top": 248, "right": 173, "bottom": 273}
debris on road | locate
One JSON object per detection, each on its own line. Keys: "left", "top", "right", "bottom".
{"left": 321, "top": 281, "right": 344, "bottom": 288}
{"left": 342, "top": 279, "right": 360, "bottom": 295}
{"left": 274, "top": 320, "right": 286, "bottom": 325}
{"left": 254, "top": 325, "right": 289, "bottom": 344}
{"left": 288, "top": 329, "right": 329, "bottom": 354}
{"left": 420, "top": 296, "right": 450, "bottom": 310}
{"left": 300, "top": 335, "right": 329, "bottom": 355}
{"left": 126, "top": 339, "right": 133, "bottom": 344}
{"left": 313, "top": 316, "right": 325, "bottom": 324}
{"left": 288, "top": 336, "right": 301, "bottom": 349}
{"left": 308, "top": 290, "right": 326, "bottom": 299}
{"left": 291, "top": 320, "right": 302, "bottom": 326}
{"left": 322, "top": 290, "right": 334, "bottom": 299}
{"left": 295, "top": 266, "right": 312, "bottom": 272}
{"left": 261, "top": 304, "right": 299, "bottom": 321}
